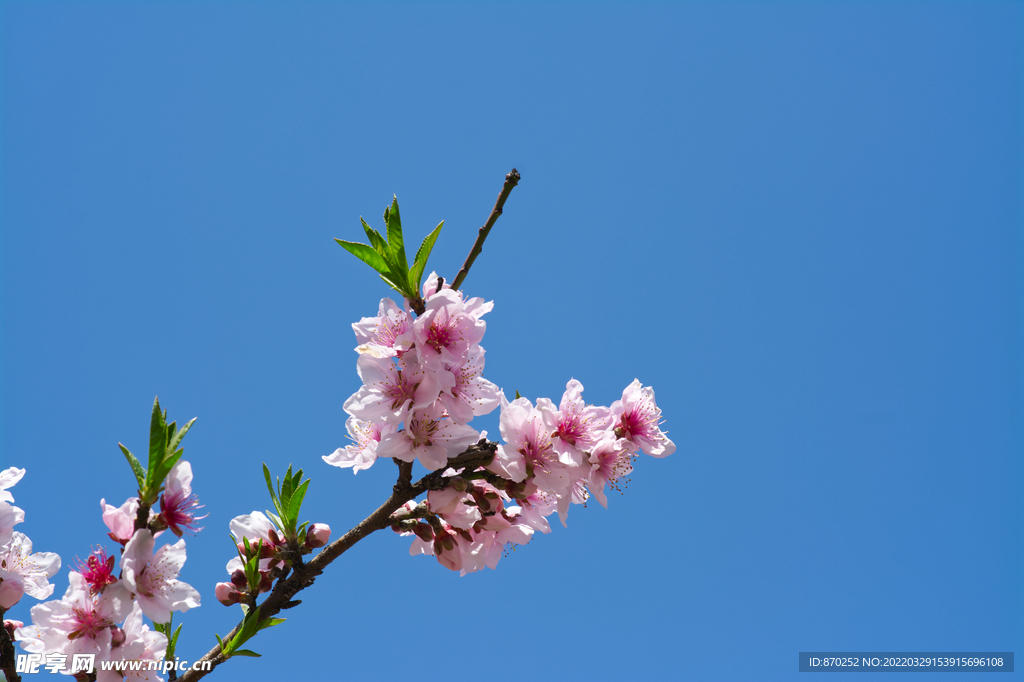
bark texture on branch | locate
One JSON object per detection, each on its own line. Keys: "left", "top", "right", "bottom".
{"left": 177, "top": 440, "right": 497, "bottom": 682}
{"left": 450, "top": 168, "right": 520, "bottom": 291}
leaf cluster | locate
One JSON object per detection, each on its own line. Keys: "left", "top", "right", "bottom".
{"left": 118, "top": 397, "right": 196, "bottom": 505}
{"left": 335, "top": 196, "right": 443, "bottom": 314}
{"left": 215, "top": 602, "right": 284, "bottom": 660}
{"left": 263, "top": 464, "right": 310, "bottom": 543}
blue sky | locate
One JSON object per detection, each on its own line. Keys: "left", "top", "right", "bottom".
{"left": 1, "top": 2, "right": 1021, "bottom": 681}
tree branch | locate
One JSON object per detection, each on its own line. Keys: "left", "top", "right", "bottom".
{"left": 0, "top": 608, "right": 21, "bottom": 682}
{"left": 450, "top": 169, "right": 520, "bottom": 291}
{"left": 176, "top": 440, "right": 497, "bottom": 682}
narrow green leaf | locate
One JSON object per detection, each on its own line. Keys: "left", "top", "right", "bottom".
{"left": 378, "top": 273, "right": 401, "bottom": 293}
{"left": 153, "top": 449, "right": 184, "bottom": 489}
{"left": 168, "top": 417, "right": 197, "bottom": 454}
{"left": 233, "top": 650, "right": 262, "bottom": 658}
{"left": 169, "top": 624, "right": 183, "bottom": 656}
{"left": 256, "top": 618, "right": 286, "bottom": 632}
{"left": 335, "top": 239, "right": 392, "bottom": 275}
{"left": 119, "top": 444, "right": 146, "bottom": 491}
{"left": 287, "top": 479, "right": 310, "bottom": 521}
{"left": 385, "top": 196, "right": 408, "bottom": 272}
{"left": 147, "top": 397, "right": 166, "bottom": 484}
{"left": 215, "top": 633, "right": 224, "bottom": 648}
{"left": 515, "top": 390, "right": 522, "bottom": 400}
{"left": 409, "top": 220, "right": 443, "bottom": 291}
{"left": 280, "top": 465, "right": 295, "bottom": 507}
{"left": 262, "top": 464, "right": 282, "bottom": 517}
{"left": 360, "top": 218, "right": 390, "bottom": 258}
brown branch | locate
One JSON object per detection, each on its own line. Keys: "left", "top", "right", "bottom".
{"left": 0, "top": 608, "right": 21, "bottom": 682}
{"left": 176, "top": 440, "right": 497, "bottom": 682}
{"left": 450, "top": 169, "right": 521, "bottom": 291}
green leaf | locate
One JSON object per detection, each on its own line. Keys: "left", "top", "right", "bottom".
{"left": 409, "top": 220, "right": 443, "bottom": 292}
{"left": 215, "top": 633, "right": 224, "bottom": 648}
{"left": 169, "top": 624, "right": 183, "bottom": 657}
{"left": 119, "top": 443, "right": 146, "bottom": 491}
{"left": 378, "top": 273, "right": 403, "bottom": 294}
{"left": 385, "top": 196, "right": 408, "bottom": 272}
{"left": 515, "top": 389, "right": 522, "bottom": 400}
{"left": 233, "top": 650, "right": 262, "bottom": 658}
{"left": 147, "top": 397, "right": 167, "bottom": 486}
{"left": 256, "top": 618, "right": 286, "bottom": 632}
{"left": 360, "top": 218, "right": 390, "bottom": 258}
{"left": 263, "top": 464, "right": 283, "bottom": 518}
{"left": 287, "top": 479, "right": 310, "bottom": 522}
{"left": 335, "top": 239, "right": 391, "bottom": 275}
{"left": 168, "top": 417, "right": 197, "bottom": 454}
{"left": 153, "top": 448, "right": 184, "bottom": 489}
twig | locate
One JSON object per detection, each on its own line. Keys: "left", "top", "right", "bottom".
{"left": 450, "top": 169, "right": 520, "bottom": 291}
{"left": 0, "top": 607, "right": 21, "bottom": 682}
{"left": 176, "top": 440, "right": 497, "bottom": 682}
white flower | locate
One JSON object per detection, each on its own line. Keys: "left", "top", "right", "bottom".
{"left": 122, "top": 530, "right": 200, "bottom": 623}
{"left": 0, "top": 532, "right": 60, "bottom": 608}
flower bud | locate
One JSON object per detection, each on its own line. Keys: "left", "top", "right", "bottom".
{"left": 258, "top": 571, "right": 274, "bottom": 593}
{"left": 230, "top": 569, "right": 247, "bottom": 589}
{"left": 450, "top": 476, "right": 468, "bottom": 492}
{"left": 215, "top": 582, "right": 241, "bottom": 606}
{"left": 109, "top": 625, "right": 126, "bottom": 648}
{"left": 413, "top": 522, "right": 434, "bottom": 542}
{"left": 4, "top": 620, "right": 23, "bottom": 639}
{"left": 267, "top": 528, "right": 281, "bottom": 546}
{"left": 305, "top": 523, "right": 331, "bottom": 549}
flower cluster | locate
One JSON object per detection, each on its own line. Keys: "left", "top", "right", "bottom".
{"left": 214, "top": 512, "right": 331, "bottom": 607}
{"left": 0, "top": 469, "right": 60, "bottom": 616}
{"left": 12, "top": 461, "right": 203, "bottom": 678}
{"left": 326, "top": 275, "right": 675, "bottom": 574}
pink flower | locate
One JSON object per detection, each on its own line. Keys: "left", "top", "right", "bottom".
{"left": 438, "top": 347, "right": 501, "bottom": 425}
{"left": 16, "top": 572, "right": 132, "bottom": 668}
{"left": 0, "top": 502, "right": 24, "bottom": 549}
{"left": 101, "top": 497, "right": 157, "bottom": 545}
{"left": 412, "top": 288, "right": 490, "bottom": 371}
{"left": 73, "top": 547, "right": 116, "bottom": 595}
{"left": 158, "top": 460, "right": 205, "bottom": 537}
{"left": 376, "top": 403, "right": 480, "bottom": 471}
{"left": 545, "top": 379, "right": 613, "bottom": 466}
{"left": 0, "top": 532, "right": 61, "bottom": 609}
{"left": 344, "top": 353, "right": 441, "bottom": 425}
{"left": 353, "top": 298, "right": 415, "bottom": 358}
{"left": 323, "top": 416, "right": 395, "bottom": 474}
{"left": 228, "top": 511, "right": 279, "bottom": 550}
{"left": 0, "top": 467, "right": 24, "bottom": 504}
{"left": 121, "top": 530, "right": 201, "bottom": 623}
{"left": 499, "top": 396, "right": 574, "bottom": 496}
{"left": 96, "top": 602, "right": 167, "bottom": 682}
{"left": 587, "top": 438, "right": 637, "bottom": 508}
{"left": 427, "top": 488, "right": 481, "bottom": 531}
{"left": 0, "top": 467, "right": 26, "bottom": 547}
{"left": 610, "top": 380, "right": 675, "bottom": 457}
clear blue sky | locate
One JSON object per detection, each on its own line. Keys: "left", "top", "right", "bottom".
{"left": 1, "top": 3, "right": 1021, "bottom": 681}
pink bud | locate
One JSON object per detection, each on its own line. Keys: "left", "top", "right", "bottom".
{"left": 258, "top": 571, "right": 274, "bottom": 593}
{"left": 110, "top": 625, "right": 126, "bottom": 648}
{"left": 230, "top": 569, "right": 247, "bottom": 589}
{"left": 215, "top": 582, "right": 241, "bottom": 606}
{"left": 413, "top": 523, "right": 434, "bottom": 542}
{"left": 304, "top": 523, "right": 331, "bottom": 549}
{"left": 0, "top": 578, "right": 24, "bottom": 609}
{"left": 4, "top": 620, "right": 23, "bottom": 639}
